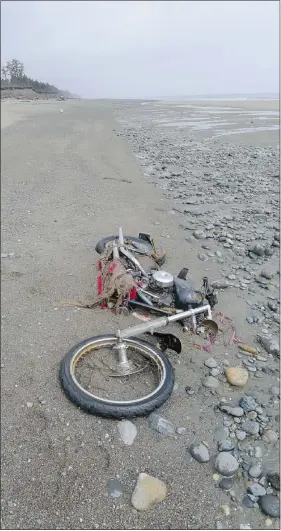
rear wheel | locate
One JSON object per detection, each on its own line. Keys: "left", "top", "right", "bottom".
{"left": 60, "top": 335, "right": 174, "bottom": 419}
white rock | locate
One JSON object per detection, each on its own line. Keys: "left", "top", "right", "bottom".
{"left": 117, "top": 420, "right": 137, "bottom": 445}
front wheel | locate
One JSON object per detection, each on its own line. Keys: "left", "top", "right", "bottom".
{"left": 59, "top": 335, "right": 174, "bottom": 419}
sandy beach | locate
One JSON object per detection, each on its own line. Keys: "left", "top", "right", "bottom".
{"left": 1, "top": 98, "right": 280, "bottom": 530}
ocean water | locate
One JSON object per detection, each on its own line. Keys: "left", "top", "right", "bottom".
{"left": 147, "top": 93, "right": 279, "bottom": 101}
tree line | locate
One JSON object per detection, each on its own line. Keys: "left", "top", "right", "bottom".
{"left": 1, "top": 59, "right": 59, "bottom": 94}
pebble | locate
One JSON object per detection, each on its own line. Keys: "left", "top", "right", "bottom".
{"left": 236, "top": 430, "right": 247, "bottom": 441}
{"left": 107, "top": 478, "right": 123, "bottom": 498}
{"left": 214, "top": 427, "right": 230, "bottom": 442}
{"left": 262, "top": 430, "right": 278, "bottom": 444}
{"left": 258, "top": 335, "right": 279, "bottom": 357}
{"left": 248, "top": 483, "right": 267, "bottom": 497}
{"left": 176, "top": 427, "right": 186, "bottom": 435}
{"left": 185, "top": 386, "right": 195, "bottom": 396}
{"left": 117, "top": 420, "right": 137, "bottom": 445}
{"left": 249, "top": 465, "right": 262, "bottom": 478}
{"left": 215, "top": 452, "right": 239, "bottom": 477}
{"left": 26, "top": 402, "right": 33, "bottom": 408}
{"left": 242, "top": 421, "right": 260, "bottom": 436}
{"left": 148, "top": 413, "right": 175, "bottom": 437}
{"left": 259, "top": 494, "right": 280, "bottom": 518}
{"left": 239, "top": 525, "right": 251, "bottom": 530}
{"left": 220, "top": 504, "right": 230, "bottom": 516}
{"left": 254, "top": 446, "right": 263, "bottom": 458}
{"left": 189, "top": 442, "right": 210, "bottom": 463}
{"left": 204, "top": 357, "right": 218, "bottom": 369}
{"left": 267, "top": 473, "right": 280, "bottom": 491}
{"left": 198, "top": 253, "right": 208, "bottom": 261}
{"left": 211, "top": 368, "right": 220, "bottom": 377}
{"left": 203, "top": 376, "right": 219, "bottom": 389}
{"left": 243, "top": 495, "right": 255, "bottom": 508}
{"left": 211, "top": 280, "right": 230, "bottom": 289}
{"left": 219, "top": 478, "right": 234, "bottom": 491}
{"left": 131, "top": 473, "right": 167, "bottom": 511}
{"left": 265, "top": 518, "right": 273, "bottom": 527}
{"left": 219, "top": 404, "right": 244, "bottom": 417}
{"left": 193, "top": 230, "right": 207, "bottom": 240}
{"left": 226, "top": 367, "right": 249, "bottom": 387}
{"left": 239, "top": 396, "right": 257, "bottom": 412}
{"left": 270, "top": 386, "right": 280, "bottom": 398}
{"left": 218, "top": 439, "right": 235, "bottom": 452}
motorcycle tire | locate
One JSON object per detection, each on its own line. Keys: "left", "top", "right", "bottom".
{"left": 59, "top": 334, "right": 174, "bottom": 419}
{"left": 95, "top": 235, "right": 166, "bottom": 267}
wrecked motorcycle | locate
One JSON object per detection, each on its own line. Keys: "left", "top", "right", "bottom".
{"left": 60, "top": 228, "right": 218, "bottom": 419}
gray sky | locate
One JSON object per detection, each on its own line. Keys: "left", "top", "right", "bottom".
{"left": 1, "top": 0, "right": 279, "bottom": 98}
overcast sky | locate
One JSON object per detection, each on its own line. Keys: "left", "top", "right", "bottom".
{"left": 1, "top": 0, "right": 279, "bottom": 98}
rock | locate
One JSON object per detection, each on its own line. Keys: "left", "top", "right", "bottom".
{"left": 198, "top": 253, "right": 208, "bottom": 261}
{"left": 189, "top": 442, "right": 210, "bottom": 463}
{"left": 249, "top": 243, "right": 265, "bottom": 257}
{"left": 236, "top": 430, "right": 247, "bottom": 441}
{"left": 117, "top": 420, "right": 137, "bottom": 445}
{"left": 214, "top": 427, "right": 230, "bottom": 442}
{"left": 218, "top": 439, "right": 235, "bottom": 452}
{"left": 247, "top": 411, "right": 257, "bottom": 420}
{"left": 203, "top": 376, "right": 219, "bottom": 389}
{"left": 148, "top": 413, "right": 175, "bottom": 437}
{"left": 265, "top": 518, "right": 273, "bottom": 527}
{"left": 185, "top": 386, "right": 195, "bottom": 396}
{"left": 239, "top": 396, "right": 257, "bottom": 412}
{"left": 259, "top": 494, "right": 280, "bottom": 518}
{"left": 248, "top": 483, "right": 267, "bottom": 497}
{"left": 243, "top": 495, "right": 255, "bottom": 508}
{"left": 176, "top": 427, "right": 186, "bottom": 435}
{"left": 215, "top": 452, "right": 239, "bottom": 477}
{"left": 219, "top": 478, "right": 234, "bottom": 491}
{"left": 131, "top": 473, "right": 167, "bottom": 511}
{"left": 258, "top": 336, "right": 279, "bottom": 357}
{"left": 193, "top": 229, "right": 207, "bottom": 240}
{"left": 242, "top": 421, "right": 260, "bottom": 436}
{"left": 270, "top": 385, "right": 280, "bottom": 398}
{"left": 239, "top": 525, "right": 251, "bottom": 530}
{"left": 268, "top": 473, "right": 280, "bottom": 491}
{"left": 254, "top": 446, "right": 263, "bottom": 458}
{"left": 261, "top": 270, "right": 273, "bottom": 280}
{"left": 226, "top": 367, "right": 249, "bottom": 387}
{"left": 205, "top": 357, "right": 218, "bottom": 369}
{"left": 219, "top": 404, "right": 244, "bottom": 417}
{"left": 262, "top": 430, "right": 279, "bottom": 444}
{"left": 249, "top": 465, "right": 262, "bottom": 478}
{"left": 211, "top": 368, "right": 220, "bottom": 377}
{"left": 211, "top": 280, "right": 230, "bottom": 289}
{"left": 220, "top": 504, "right": 230, "bottom": 516}
{"left": 107, "top": 478, "right": 124, "bottom": 498}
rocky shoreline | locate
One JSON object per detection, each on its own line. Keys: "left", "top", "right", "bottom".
{"left": 111, "top": 100, "right": 280, "bottom": 529}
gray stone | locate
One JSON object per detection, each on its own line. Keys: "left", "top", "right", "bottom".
{"left": 218, "top": 439, "right": 235, "bottom": 452}
{"left": 211, "top": 368, "right": 220, "bottom": 377}
{"left": 117, "top": 420, "right": 137, "bottom": 445}
{"left": 262, "top": 429, "right": 278, "bottom": 444}
{"left": 107, "top": 478, "right": 124, "bottom": 499}
{"left": 214, "top": 427, "right": 230, "bottom": 443}
{"left": 189, "top": 442, "right": 210, "bottom": 463}
{"left": 211, "top": 280, "right": 230, "bottom": 289}
{"left": 193, "top": 230, "right": 207, "bottom": 240}
{"left": 261, "top": 270, "right": 273, "bottom": 280}
{"left": 148, "top": 413, "right": 175, "bottom": 437}
{"left": 258, "top": 335, "right": 279, "bottom": 357}
{"left": 239, "top": 396, "right": 257, "bottom": 412}
{"left": 204, "top": 357, "right": 218, "bottom": 369}
{"left": 236, "top": 430, "right": 247, "bottom": 441}
{"left": 198, "top": 253, "right": 208, "bottom": 261}
{"left": 241, "top": 421, "right": 260, "bottom": 436}
{"left": 176, "top": 427, "right": 186, "bottom": 435}
{"left": 219, "top": 404, "right": 244, "bottom": 417}
{"left": 249, "top": 243, "right": 265, "bottom": 257}
{"left": 215, "top": 452, "right": 239, "bottom": 477}
{"left": 243, "top": 495, "right": 255, "bottom": 508}
{"left": 219, "top": 477, "right": 234, "bottom": 491}
{"left": 203, "top": 376, "right": 219, "bottom": 389}
{"left": 248, "top": 483, "right": 266, "bottom": 497}
{"left": 249, "top": 465, "right": 262, "bottom": 478}
{"left": 259, "top": 494, "right": 280, "bottom": 518}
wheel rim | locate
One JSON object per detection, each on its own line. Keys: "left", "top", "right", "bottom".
{"left": 69, "top": 337, "right": 167, "bottom": 405}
